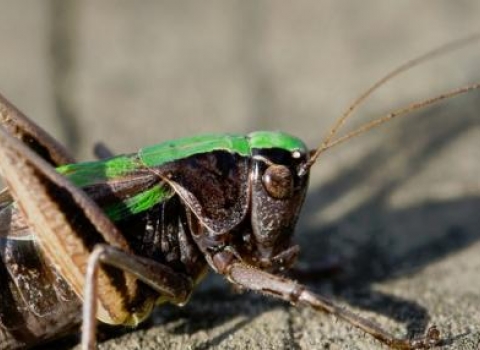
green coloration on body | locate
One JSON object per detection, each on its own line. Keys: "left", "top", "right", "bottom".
{"left": 139, "top": 134, "right": 250, "bottom": 167}
{"left": 57, "top": 155, "right": 171, "bottom": 222}
{"left": 104, "top": 184, "right": 174, "bottom": 222}
{"left": 139, "top": 131, "right": 307, "bottom": 167}
{"left": 57, "top": 132, "right": 305, "bottom": 187}
{"left": 248, "top": 131, "right": 308, "bottom": 153}
{"left": 55, "top": 131, "right": 306, "bottom": 222}
{"left": 57, "top": 155, "right": 141, "bottom": 187}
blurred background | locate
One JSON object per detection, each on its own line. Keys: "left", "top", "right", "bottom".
{"left": 1, "top": 1, "right": 479, "bottom": 349}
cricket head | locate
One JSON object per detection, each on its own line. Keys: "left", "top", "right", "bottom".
{"left": 224, "top": 38, "right": 480, "bottom": 273}
{"left": 245, "top": 131, "right": 311, "bottom": 272}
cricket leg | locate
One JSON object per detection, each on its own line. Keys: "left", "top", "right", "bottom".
{"left": 0, "top": 92, "right": 76, "bottom": 204}
{"left": 0, "top": 125, "right": 161, "bottom": 345}
{"left": 224, "top": 262, "right": 440, "bottom": 350}
{"left": 93, "top": 142, "right": 115, "bottom": 160}
{"left": 82, "top": 244, "right": 194, "bottom": 350}
{"left": 0, "top": 92, "right": 75, "bottom": 165}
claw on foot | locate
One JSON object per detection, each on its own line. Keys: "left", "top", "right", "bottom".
{"left": 408, "top": 325, "right": 441, "bottom": 349}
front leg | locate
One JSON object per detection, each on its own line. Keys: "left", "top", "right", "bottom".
{"left": 215, "top": 253, "right": 440, "bottom": 350}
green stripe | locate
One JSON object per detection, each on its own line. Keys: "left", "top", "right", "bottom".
{"left": 57, "top": 132, "right": 307, "bottom": 188}
{"left": 139, "top": 134, "right": 250, "bottom": 167}
{"left": 54, "top": 131, "right": 306, "bottom": 223}
{"left": 57, "top": 155, "right": 140, "bottom": 187}
{"left": 248, "top": 131, "right": 307, "bottom": 152}
{"left": 104, "top": 184, "right": 174, "bottom": 221}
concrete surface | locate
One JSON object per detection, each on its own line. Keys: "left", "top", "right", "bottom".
{"left": 0, "top": 1, "right": 479, "bottom": 349}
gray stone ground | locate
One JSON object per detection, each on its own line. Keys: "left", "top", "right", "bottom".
{"left": 0, "top": 1, "right": 480, "bottom": 349}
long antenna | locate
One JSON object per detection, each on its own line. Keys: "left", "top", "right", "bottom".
{"left": 299, "top": 33, "right": 480, "bottom": 175}
{"left": 306, "top": 83, "right": 480, "bottom": 160}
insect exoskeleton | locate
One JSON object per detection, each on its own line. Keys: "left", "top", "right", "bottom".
{"left": 0, "top": 33, "right": 479, "bottom": 350}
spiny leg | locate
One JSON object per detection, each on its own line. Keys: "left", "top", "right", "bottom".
{"left": 82, "top": 244, "right": 194, "bottom": 350}
{"left": 0, "top": 93, "right": 76, "bottom": 204}
{"left": 0, "top": 125, "right": 189, "bottom": 348}
{"left": 224, "top": 262, "right": 440, "bottom": 349}
{"left": 0, "top": 92, "right": 75, "bottom": 166}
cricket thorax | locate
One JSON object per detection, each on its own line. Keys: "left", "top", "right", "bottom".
{"left": 188, "top": 134, "right": 310, "bottom": 274}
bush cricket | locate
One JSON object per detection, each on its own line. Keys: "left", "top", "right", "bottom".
{"left": 0, "top": 35, "right": 479, "bottom": 350}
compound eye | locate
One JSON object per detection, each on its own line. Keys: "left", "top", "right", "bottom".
{"left": 262, "top": 165, "right": 294, "bottom": 199}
